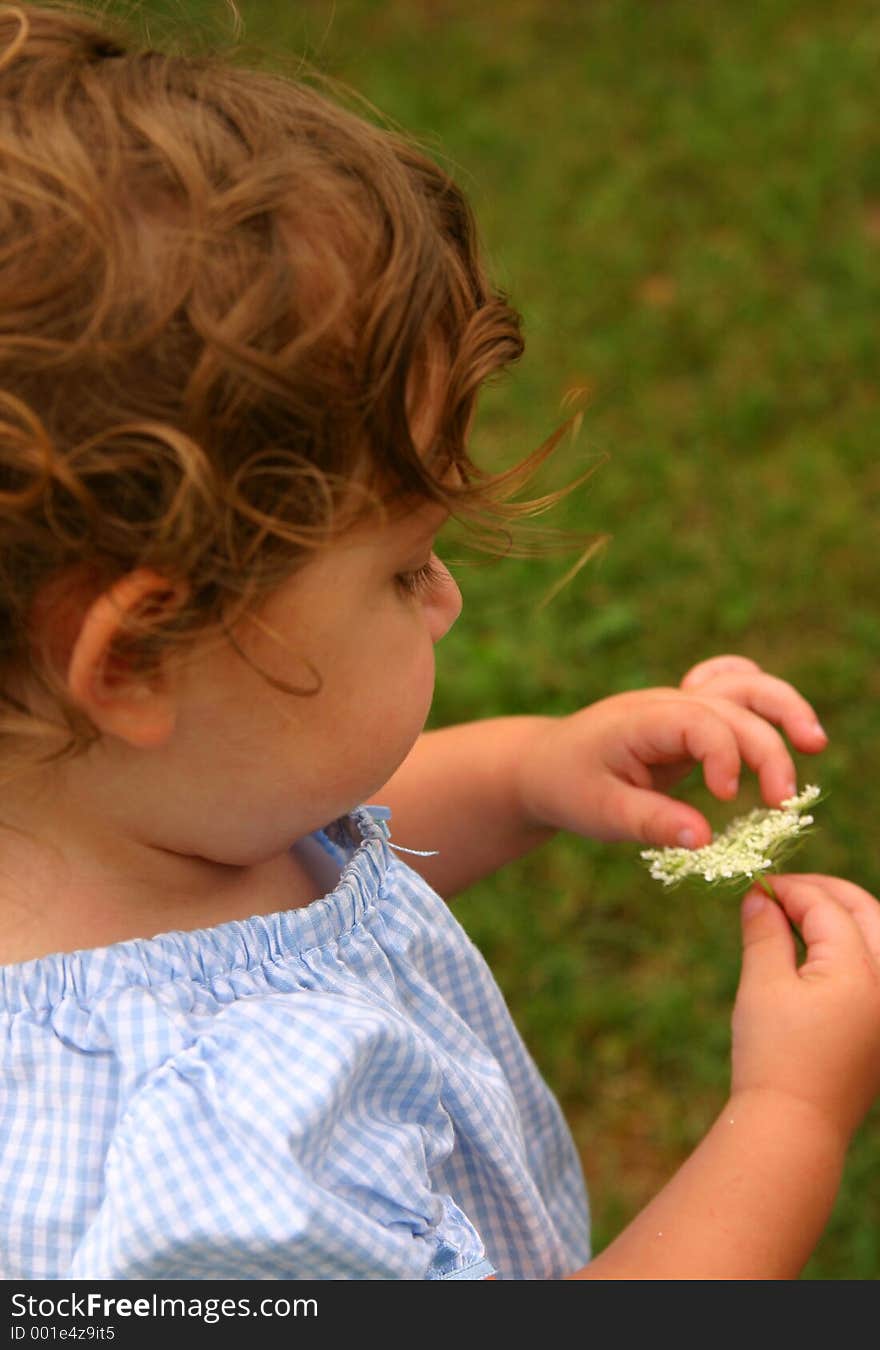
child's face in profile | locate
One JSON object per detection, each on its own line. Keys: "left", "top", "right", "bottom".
{"left": 160, "top": 496, "right": 462, "bottom": 852}
{"left": 157, "top": 357, "right": 463, "bottom": 854}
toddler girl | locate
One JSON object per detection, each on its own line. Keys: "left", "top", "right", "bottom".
{"left": 1, "top": 3, "right": 879, "bottom": 1280}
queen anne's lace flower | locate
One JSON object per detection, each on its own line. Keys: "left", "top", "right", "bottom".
{"left": 641, "top": 785, "right": 821, "bottom": 888}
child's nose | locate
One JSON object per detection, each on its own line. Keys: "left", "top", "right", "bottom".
{"left": 427, "top": 562, "right": 462, "bottom": 643}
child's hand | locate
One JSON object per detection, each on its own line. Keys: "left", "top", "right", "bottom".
{"left": 732, "top": 874, "right": 880, "bottom": 1144}
{"left": 515, "top": 657, "right": 826, "bottom": 847}
{"left": 657, "top": 652, "right": 827, "bottom": 795}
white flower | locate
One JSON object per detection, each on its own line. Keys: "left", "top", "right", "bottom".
{"left": 640, "top": 785, "right": 821, "bottom": 888}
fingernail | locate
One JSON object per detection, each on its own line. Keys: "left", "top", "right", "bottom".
{"left": 812, "top": 720, "right": 828, "bottom": 741}
{"left": 677, "top": 828, "right": 697, "bottom": 848}
{"left": 742, "top": 890, "right": 765, "bottom": 919}
{"left": 725, "top": 778, "right": 739, "bottom": 796}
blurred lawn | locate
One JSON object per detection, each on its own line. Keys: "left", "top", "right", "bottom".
{"left": 122, "top": 0, "right": 879, "bottom": 1277}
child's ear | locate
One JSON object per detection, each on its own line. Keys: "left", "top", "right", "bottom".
{"left": 66, "top": 569, "right": 189, "bottom": 749}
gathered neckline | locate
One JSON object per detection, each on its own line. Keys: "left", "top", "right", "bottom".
{"left": 0, "top": 807, "right": 392, "bottom": 1013}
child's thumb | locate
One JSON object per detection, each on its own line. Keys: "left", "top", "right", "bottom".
{"left": 738, "top": 887, "right": 797, "bottom": 985}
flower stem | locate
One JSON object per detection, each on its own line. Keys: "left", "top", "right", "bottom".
{"left": 755, "top": 875, "right": 778, "bottom": 901}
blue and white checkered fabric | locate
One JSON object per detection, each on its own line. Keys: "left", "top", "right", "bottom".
{"left": 0, "top": 806, "right": 591, "bottom": 1280}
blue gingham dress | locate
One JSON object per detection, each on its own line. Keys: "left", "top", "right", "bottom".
{"left": 0, "top": 806, "right": 591, "bottom": 1280}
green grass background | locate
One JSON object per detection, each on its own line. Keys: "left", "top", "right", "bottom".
{"left": 114, "top": 0, "right": 879, "bottom": 1277}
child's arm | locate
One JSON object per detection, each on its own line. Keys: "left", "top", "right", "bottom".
{"left": 371, "top": 656, "right": 827, "bottom": 898}
{"left": 565, "top": 873, "right": 880, "bottom": 1279}
{"left": 570, "top": 1090, "right": 844, "bottom": 1279}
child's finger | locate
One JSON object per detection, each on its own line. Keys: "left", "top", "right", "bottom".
{"left": 680, "top": 655, "right": 763, "bottom": 690}
{"left": 739, "top": 887, "right": 799, "bottom": 984}
{"left": 767, "top": 876, "right": 875, "bottom": 979}
{"left": 773, "top": 874, "right": 880, "bottom": 965}
{"left": 695, "top": 697, "right": 801, "bottom": 806}
{"left": 682, "top": 672, "right": 827, "bottom": 756}
{"left": 627, "top": 702, "right": 744, "bottom": 803}
{"left": 626, "top": 699, "right": 796, "bottom": 806}
{"left": 595, "top": 779, "right": 713, "bottom": 847}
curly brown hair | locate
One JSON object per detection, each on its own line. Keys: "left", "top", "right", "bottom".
{"left": 0, "top": 1, "right": 586, "bottom": 784}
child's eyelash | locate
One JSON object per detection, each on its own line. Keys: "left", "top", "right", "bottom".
{"left": 395, "top": 557, "right": 445, "bottom": 596}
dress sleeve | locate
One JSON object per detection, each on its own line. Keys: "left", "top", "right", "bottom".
{"left": 66, "top": 990, "right": 495, "bottom": 1280}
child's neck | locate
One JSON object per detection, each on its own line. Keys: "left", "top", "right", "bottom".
{"left": 0, "top": 815, "right": 328, "bottom": 966}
